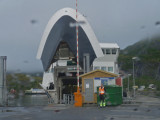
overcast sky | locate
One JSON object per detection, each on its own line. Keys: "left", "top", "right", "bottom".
{"left": 0, "top": 0, "right": 160, "bottom": 72}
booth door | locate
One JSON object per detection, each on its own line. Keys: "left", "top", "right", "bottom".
{"left": 84, "top": 79, "right": 94, "bottom": 102}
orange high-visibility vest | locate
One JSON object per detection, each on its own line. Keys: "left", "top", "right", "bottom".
{"left": 99, "top": 87, "right": 105, "bottom": 95}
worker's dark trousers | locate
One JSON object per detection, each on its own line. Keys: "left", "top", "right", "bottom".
{"left": 99, "top": 94, "right": 105, "bottom": 106}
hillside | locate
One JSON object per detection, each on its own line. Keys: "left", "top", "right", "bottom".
{"left": 118, "top": 36, "right": 160, "bottom": 81}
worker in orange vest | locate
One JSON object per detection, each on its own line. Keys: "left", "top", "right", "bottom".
{"left": 99, "top": 84, "right": 106, "bottom": 107}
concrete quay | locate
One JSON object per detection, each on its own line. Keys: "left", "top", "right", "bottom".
{"left": 0, "top": 95, "right": 160, "bottom": 120}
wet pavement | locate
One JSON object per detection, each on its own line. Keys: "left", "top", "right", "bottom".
{"left": 1, "top": 95, "right": 160, "bottom": 120}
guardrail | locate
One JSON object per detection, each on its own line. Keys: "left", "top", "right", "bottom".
{"left": 63, "top": 94, "right": 74, "bottom": 104}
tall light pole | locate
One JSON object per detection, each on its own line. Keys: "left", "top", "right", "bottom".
{"left": 132, "top": 57, "right": 138, "bottom": 97}
{"left": 133, "top": 59, "right": 135, "bottom": 97}
{"left": 128, "top": 74, "right": 131, "bottom": 97}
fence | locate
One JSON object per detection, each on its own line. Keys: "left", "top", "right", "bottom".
{"left": 63, "top": 94, "right": 74, "bottom": 104}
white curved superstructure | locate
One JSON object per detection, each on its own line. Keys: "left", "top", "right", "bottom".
{"left": 37, "top": 8, "right": 103, "bottom": 71}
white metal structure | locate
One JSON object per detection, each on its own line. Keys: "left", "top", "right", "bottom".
{"left": 42, "top": 72, "right": 54, "bottom": 90}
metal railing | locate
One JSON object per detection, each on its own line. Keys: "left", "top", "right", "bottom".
{"left": 63, "top": 94, "right": 74, "bottom": 104}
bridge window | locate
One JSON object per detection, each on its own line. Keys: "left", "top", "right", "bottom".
{"left": 102, "top": 49, "right": 105, "bottom": 54}
{"left": 112, "top": 49, "right": 117, "bottom": 54}
{"left": 106, "top": 49, "right": 111, "bottom": 54}
{"left": 94, "top": 66, "right": 100, "bottom": 70}
{"left": 108, "top": 67, "right": 113, "bottom": 72}
{"left": 101, "top": 66, "right": 106, "bottom": 71}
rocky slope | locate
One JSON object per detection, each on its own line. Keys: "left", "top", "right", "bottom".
{"left": 118, "top": 36, "right": 160, "bottom": 80}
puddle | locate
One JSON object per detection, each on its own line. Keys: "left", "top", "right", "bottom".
{"left": 1, "top": 109, "right": 14, "bottom": 113}
{"left": 54, "top": 110, "right": 60, "bottom": 112}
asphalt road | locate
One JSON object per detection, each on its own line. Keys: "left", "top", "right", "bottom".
{"left": 1, "top": 95, "right": 160, "bottom": 120}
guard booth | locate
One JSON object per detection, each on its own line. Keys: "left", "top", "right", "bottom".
{"left": 80, "top": 69, "right": 118, "bottom": 104}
